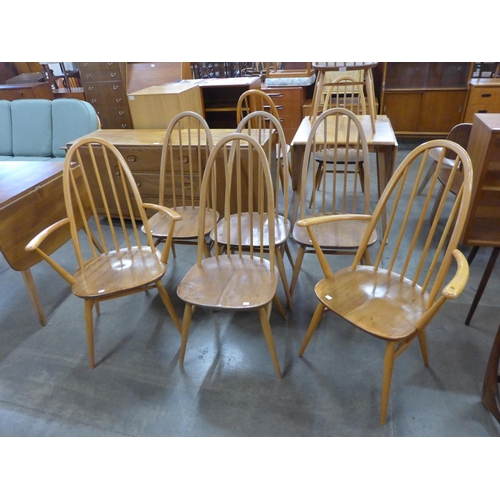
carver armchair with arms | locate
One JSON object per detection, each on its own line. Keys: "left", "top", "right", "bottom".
{"left": 297, "top": 139, "right": 473, "bottom": 424}
{"left": 26, "top": 137, "right": 182, "bottom": 368}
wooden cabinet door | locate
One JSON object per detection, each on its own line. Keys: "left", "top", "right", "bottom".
{"left": 382, "top": 92, "right": 421, "bottom": 133}
{"left": 418, "top": 90, "right": 467, "bottom": 133}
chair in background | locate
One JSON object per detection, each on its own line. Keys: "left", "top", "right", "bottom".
{"left": 237, "top": 89, "right": 291, "bottom": 193}
{"left": 297, "top": 140, "right": 473, "bottom": 425}
{"left": 177, "top": 133, "right": 285, "bottom": 378}
{"left": 145, "top": 111, "right": 217, "bottom": 258}
{"left": 223, "top": 110, "right": 294, "bottom": 310}
{"left": 26, "top": 137, "right": 182, "bottom": 368}
{"left": 289, "top": 107, "right": 375, "bottom": 298}
{"left": 310, "top": 75, "right": 368, "bottom": 203}
{"left": 417, "top": 122, "right": 473, "bottom": 196}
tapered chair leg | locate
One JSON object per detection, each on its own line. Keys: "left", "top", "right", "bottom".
{"left": 380, "top": 341, "right": 396, "bottom": 425}
{"left": 417, "top": 330, "right": 429, "bottom": 366}
{"left": 276, "top": 247, "right": 293, "bottom": 310}
{"left": 299, "top": 301, "right": 325, "bottom": 356}
{"left": 84, "top": 299, "right": 95, "bottom": 369}
{"left": 179, "top": 303, "right": 194, "bottom": 366}
{"left": 289, "top": 245, "right": 306, "bottom": 297}
{"left": 258, "top": 306, "right": 282, "bottom": 379}
{"left": 156, "top": 281, "right": 182, "bottom": 334}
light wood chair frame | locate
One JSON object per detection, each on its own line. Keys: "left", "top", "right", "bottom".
{"left": 177, "top": 133, "right": 285, "bottom": 378}
{"left": 297, "top": 139, "right": 473, "bottom": 424}
{"left": 26, "top": 137, "right": 182, "bottom": 368}
{"left": 146, "top": 111, "right": 216, "bottom": 259}
{"left": 290, "top": 107, "right": 374, "bottom": 298}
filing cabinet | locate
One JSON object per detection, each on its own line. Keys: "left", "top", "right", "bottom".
{"left": 79, "top": 62, "right": 133, "bottom": 129}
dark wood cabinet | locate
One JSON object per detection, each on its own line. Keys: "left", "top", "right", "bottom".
{"left": 79, "top": 62, "right": 133, "bottom": 129}
{"left": 377, "top": 62, "right": 473, "bottom": 137}
{"left": 0, "top": 82, "right": 53, "bottom": 101}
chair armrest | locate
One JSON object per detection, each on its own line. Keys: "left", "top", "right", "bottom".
{"left": 25, "top": 218, "right": 70, "bottom": 251}
{"left": 25, "top": 218, "right": 76, "bottom": 285}
{"left": 296, "top": 213, "right": 372, "bottom": 228}
{"left": 142, "top": 203, "right": 182, "bottom": 221}
{"left": 442, "top": 249, "right": 469, "bottom": 299}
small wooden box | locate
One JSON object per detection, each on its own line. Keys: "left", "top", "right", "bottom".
{"left": 127, "top": 83, "right": 204, "bottom": 129}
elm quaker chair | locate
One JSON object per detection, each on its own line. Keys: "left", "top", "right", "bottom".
{"left": 227, "top": 110, "right": 294, "bottom": 310}
{"left": 145, "top": 111, "right": 217, "bottom": 258}
{"left": 237, "top": 89, "right": 291, "bottom": 193}
{"left": 177, "top": 133, "right": 285, "bottom": 379}
{"left": 297, "top": 139, "right": 473, "bottom": 425}
{"left": 26, "top": 137, "right": 182, "bottom": 368}
{"left": 289, "top": 107, "right": 376, "bottom": 298}
{"left": 309, "top": 75, "right": 368, "bottom": 206}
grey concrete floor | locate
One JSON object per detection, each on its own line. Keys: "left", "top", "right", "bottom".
{"left": 1, "top": 140, "right": 500, "bottom": 439}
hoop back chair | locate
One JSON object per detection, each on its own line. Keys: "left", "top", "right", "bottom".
{"left": 145, "top": 111, "right": 217, "bottom": 258}
{"left": 227, "top": 110, "right": 294, "bottom": 310}
{"left": 237, "top": 89, "right": 281, "bottom": 125}
{"left": 177, "top": 133, "right": 285, "bottom": 378}
{"left": 297, "top": 140, "right": 473, "bottom": 425}
{"left": 26, "top": 137, "right": 182, "bottom": 368}
{"left": 289, "top": 107, "right": 376, "bottom": 297}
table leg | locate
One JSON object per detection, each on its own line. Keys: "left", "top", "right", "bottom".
{"left": 20, "top": 268, "right": 47, "bottom": 326}
{"left": 375, "top": 144, "right": 398, "bottom": 235}
{"left": 482, "top": 322, "right": 500, "bottom": 424}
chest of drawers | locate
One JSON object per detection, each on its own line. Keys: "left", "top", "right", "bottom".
{"left": 464, "top": 80, "right": 500, "bottom": 123}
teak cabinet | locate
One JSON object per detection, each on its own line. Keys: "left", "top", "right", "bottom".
{"left": 377, "top": 62, "right": 474, "bottom": 137}
{"left": 462, "top": 114, "right": 500, "bottom": 247}
{"left": 464, "top": 79, "right": 500, "bottom": 123}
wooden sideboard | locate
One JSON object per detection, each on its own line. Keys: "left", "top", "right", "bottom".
{"left": 0, "top": 81, "right": 53, "bottom": 100}
{"left": 464, "top": 79, "right": 500, "bottom": 123}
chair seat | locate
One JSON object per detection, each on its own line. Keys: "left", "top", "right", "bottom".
{"left": 315, "top": 147, "right": 364, "bottom": 163}
{"left": 292, "top": 217, "right": 376, "bottom": 249}
{"left": 315, "top": 265, "right": 429, "bottom": 341}
{"left": 177, "top": 254, "right": 278, "bottom": 309}
{"left": 148, "top": 206, "right": 218, "bottom": 240}
{"left": 212, "top": 213, "right": 291, "bottom": 247}
{"left": 72, "top": 247, "right": 165, "bottom": 298}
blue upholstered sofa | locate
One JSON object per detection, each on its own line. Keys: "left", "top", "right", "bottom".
{"left": 0, "top": 98, "right": 99, "bottom": 161}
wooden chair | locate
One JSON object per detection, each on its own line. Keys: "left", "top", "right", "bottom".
{"left": 228, "top": 110, "right": 293, "bottom": 310}
{"left": 26, "top": 137, "right": 182, "bottom": 368}
{"left": 177, "top": 133, "right": 285, "bottom": 379}
{"left": 417, "top": 123, "right": 473, "bottom": 196}
{"left": 237, "top": 89, "right": 291, "bottom": 193}
{"left": 297, "top": 139, "right": 473, "bottom": 425}
{"left": 289, "top": 107, "right": 376, "bottom": 298}
{"left": 310, "top": 76, "right": 368, "bottom": 204}
{"left": 145, "top": 111, "right": 217, "bottom": 258}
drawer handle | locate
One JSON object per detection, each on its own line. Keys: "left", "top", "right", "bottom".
{"left": 114, "top": 167, "right": 121, "bottom": 177}
{"left": 182, "top": 156, "right": 189, "bottom": 163}
{"left": 126, "top": 155, "right": 138, "bottom": 162}
{"left": 481, "top": 93, "right": 492, "bottom": 98}
{"left": 91, "top": 99, "right": 97, "bottom": 103}
{"left": 113, "top": 85, "right": 119, "bottom": 90}
{"left": 119, "top": 111, "right": 125, "bottom": 115}
{"left": 82, "top": 63, "right": 89, "bottom": 67}
{"left": 478, "top": 110, "right": 488, "bottom": 113}
{"left": 111, "top": 72, "right": 117, "bottom": 78}
{"left": 136, "top": 181, "right": 142, "bottom": 188}
{"left": 87, "top": 86, "right": 93, "bottom": 91}
{"left": 267, "top": 93, "right": 284, "bottom": 98}
{"left": 116, "top": 98, "right": 122, "bottom": 103}
{"left": 121, "top": 124, "right": 128, "bottom": 128}
{"left": 86, "top": 73, "right": 92, "bottom": 79}
{"left": 108, "top": 62, "right": 114, "bottom": 65}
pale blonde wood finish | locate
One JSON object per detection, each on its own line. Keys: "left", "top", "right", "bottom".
{"left": 145, "top": 111, "right": 217, "bottom": 258}
{"left": 25, "top": 138, "right": 182, "bottom": 368}
{"left": 289, "top": 108, "right": 376, "bottom": 297}
{"left": 309, "top": 63, "right": 377, "bottom": 133}
{"left": 128, "top": 83, "right": 204, "bottom": 129}
{"left": 177, "top": 133, "right": 284, "bottom": 378}
{"left": 236, "top": 89, "right": 280, "bottom": 124}
{"left": 297, "top": 140, "right": 473, "bottom": 425}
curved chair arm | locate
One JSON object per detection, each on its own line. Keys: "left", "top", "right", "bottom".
{"left": 25, "top": 218, "right": 76, "bottom": 285}
{"left": 296, "top": 213, "right": 372, "bottom": 228}
{"left": 142, "top": 203, "right": 182, "bottom": 264}
{"left": 442, "top": 249, "right": 470, "bottom": 299}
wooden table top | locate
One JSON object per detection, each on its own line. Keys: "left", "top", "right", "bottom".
{"left": 291, "top": 115, "right": 398, "bottom": 148}
{"left": 69, "top": 128, "right": 270, "bottom": 148}
{"left": 0, "top": 161, "right": 63, "bottom": 208}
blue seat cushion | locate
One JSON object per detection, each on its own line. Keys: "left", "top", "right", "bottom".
{"left": 0, "top": 100, "right": 13, "bottom": 156}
